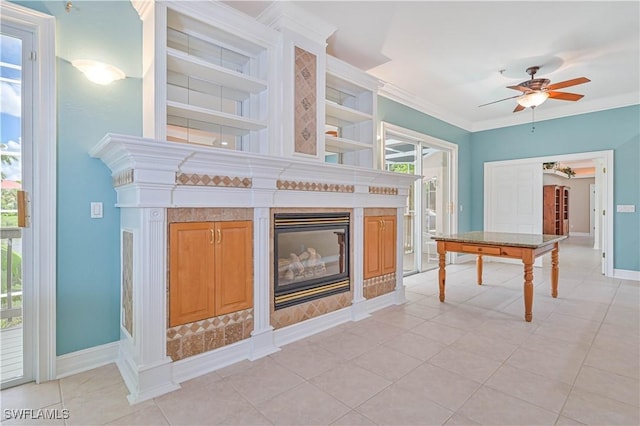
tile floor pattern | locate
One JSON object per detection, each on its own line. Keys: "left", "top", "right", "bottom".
{"left": 2, "top": 237, "right": 639, "bottom": 425}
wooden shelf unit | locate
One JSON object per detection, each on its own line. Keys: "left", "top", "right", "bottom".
{"left": 543, "top": 185, "right": 570, "bottom": 235}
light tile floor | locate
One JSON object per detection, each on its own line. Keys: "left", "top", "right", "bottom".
{"left": 2, "top": 237, "right": 639, "bottom": 425}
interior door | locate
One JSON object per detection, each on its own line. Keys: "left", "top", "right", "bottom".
{"left": 484, "top": 161, "right": 543, "bottom": 266}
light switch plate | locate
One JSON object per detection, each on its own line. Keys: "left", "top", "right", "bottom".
{"left": 616, "top": 204, "right": 635, "bottom": 213}
{"left": 91, "top": 202, "right": 103, "bottom": 218}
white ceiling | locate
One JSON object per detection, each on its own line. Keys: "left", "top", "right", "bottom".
{"left": 225, "top": 1, "right": 640, "bottom": 132}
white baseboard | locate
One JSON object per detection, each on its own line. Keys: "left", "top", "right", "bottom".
{"left": 569, "top": 232, "right": 591, "bottom": 237}
{"left": 56, "top": 341, "right": 119, "bottom": 379}
{"left": 614, "top": 269, "right": 640, "bottom": 281}
{"left": 274, "top": 306, "right": 352, "bottom": 347}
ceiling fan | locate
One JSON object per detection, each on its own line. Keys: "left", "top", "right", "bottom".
{"left": 480, "top": 66, "right": 591, "bottom": 112}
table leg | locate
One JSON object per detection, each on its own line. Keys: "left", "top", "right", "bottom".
{"left": 523, "top": 251, "right": 534, "bottom": 322}
{"left": 551, "top": 242, "right": 559, "bottom": 298}
{"left": 438, "top": 242, "right": 446, "bottom": 302}
{"left": 477, "top": 255, "right": 483, "bottom": 285}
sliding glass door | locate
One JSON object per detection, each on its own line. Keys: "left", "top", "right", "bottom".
{"left": 383, "top": 123, "right": 456, "bottom": 275}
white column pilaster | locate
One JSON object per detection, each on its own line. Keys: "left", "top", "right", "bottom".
{"left": 250, "top": 207, "right": 279, "bottom": 359}
{"left": 351, "top": 208, "right": 369, "bottom": 320}
{"left": 119, "top": 207, "right": 178, "bottom": 404}
{"left": 394, "top": 207, "right": 407, "bottom": 305}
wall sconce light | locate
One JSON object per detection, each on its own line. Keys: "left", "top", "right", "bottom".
{"left": 71, "top": 59, "right": 126, "bottom": 85}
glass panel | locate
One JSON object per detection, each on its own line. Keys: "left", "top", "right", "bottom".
{"left": 384, "top": 140, "right": 417, "bottom": 274}
{"left": 1, "top": 33, "right": 24, "bottom": 383}
{"left": 421, "top": 149, "right": 450, "bottom": 271}
{"left": 167, "top": 115, "right": 248, "bottom": 149}
{"left": 167, "top": 28, "right": 250, "bottom": 75}
{"left": 167, "top": 71, "right": 248, "bottom": 116}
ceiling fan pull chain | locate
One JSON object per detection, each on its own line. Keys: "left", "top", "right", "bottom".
{"left": 531, "top": 107, "right": 536, "bottom": 133}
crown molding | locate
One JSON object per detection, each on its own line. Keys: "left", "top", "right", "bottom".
{"left": 130, "top": 0, "right": 153, "bottom": 19}
{"left": 379, "top": 81, "right": 473, "bottom": 132}
{"left": 257, "top": 1, "right": 336, "bottom": 45}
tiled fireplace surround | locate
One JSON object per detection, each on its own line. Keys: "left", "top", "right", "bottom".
{"left": 91, "top": 134, "right": 417, "bottom": 404}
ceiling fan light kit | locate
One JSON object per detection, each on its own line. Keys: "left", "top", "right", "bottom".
{"left": 516, "top": 91, "right": 549, "bottom": 108}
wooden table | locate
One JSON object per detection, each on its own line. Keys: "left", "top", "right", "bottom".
{"left": 431, "top": 231, "right": 567, "bottom": 322}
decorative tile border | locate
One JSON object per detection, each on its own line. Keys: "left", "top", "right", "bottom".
{"left": 122, "top": 231, "right": 133, "bottom": 337}
{"left": 271, "top": 292, "right": 352, "bottom": 329}
{"left": 369, "top": 186, "right": 398, "bottom": 195}
{"left": 363, "top": 272, "right": 396, "bottom": 299}
{"left": 166, "top": 308, "right": 253, "bottom": 361}
{"left": 176, "top": 173, "right": 252, "bottom": 188}
{"left": 277, "top": 180, "right": 354, "bottom": 193}
{"left": 294, "top": 46, "right": 317, "bottom": 156}
{"left": 113, "top": 168, "right": 134, "bottom": 187}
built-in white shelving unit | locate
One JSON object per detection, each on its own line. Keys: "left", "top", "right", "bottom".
{"left": 325, "top": 56, "right": 380, "bottom": 167}
{"left": 156, "top": 4, "right": 275, "bottom": 153}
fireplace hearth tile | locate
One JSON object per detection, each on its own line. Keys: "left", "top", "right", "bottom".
{"left": 225, "top": 322, "right": 244, "bottom": 345}
{"left": 182, "top": 334, "right": 204, "bottom": 359}
{"left": 204, "top": 328, "right": 224, "bottom": 351}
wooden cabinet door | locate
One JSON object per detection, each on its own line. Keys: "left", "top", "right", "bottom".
{"left": 214, "top": 221, "right": 253, "bottom": 316}
{"left": 363, "top": 216, "right": 382, "bottom": 279}
{"left": 169, "top": 222, "right": 216, "bottom": 327}
{"left": 380, "top": 215, "right": 397, "bottom": 275}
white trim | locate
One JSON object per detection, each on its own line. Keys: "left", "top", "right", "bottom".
{"left": 614, "top": 269, "right": 640, "bottom": 282}
{"left": 1, "top": 1, "right": 57, "bottom": 383}
{"left": 56, "top": 342, "right": 119, "bottom": 379}
{"left": 380, "top": 82, "right": 472, "bottom": 131}
{"left": 482, "top": 150, "right": 614, "bottom": 277}
{"left": 569, "top": 232, "right": 591, "bottom": 237}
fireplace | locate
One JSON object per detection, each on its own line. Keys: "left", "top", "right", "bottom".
{"left": 274, "top": 212, "right": 350, "bottom": 310}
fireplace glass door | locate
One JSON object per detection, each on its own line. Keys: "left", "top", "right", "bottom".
{"left": 274, "top": 213, "right": 350, "bottom": 309}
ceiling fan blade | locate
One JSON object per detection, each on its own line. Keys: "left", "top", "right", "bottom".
{"left": 506, "top": 85, "right": 529, "bottom": 92}
{"left": 513, "top": 104, "right": 525, "bottom": 113}
{"left": 546, "top": 77, "right": 590, "bottom": 91}
{"left": 547, "top": 91, "right": 584, "bottom": 101}
{"left": 478, "top": 94, "right": 520, "bottom": 107}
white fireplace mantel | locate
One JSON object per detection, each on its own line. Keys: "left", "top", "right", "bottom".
{"left": 90, "top": 133, "right": 418, "bottom": 404}
{"left": 91, "top": 133, "right": 418, "bottom": 208}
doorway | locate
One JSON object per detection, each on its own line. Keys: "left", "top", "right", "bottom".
{"left": 484, "top": 150, "right": 613, "bottom": 276}
{"left": 1, "top": 2, "right": 56, "bottom": 387}
{"left": 382, "top": 123, "right": 458, "bottom": 275}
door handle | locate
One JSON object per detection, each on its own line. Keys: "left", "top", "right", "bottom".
{"left": 209, "top": 228, "right": 214, "bottom": 245}
{"left": 216, "top": 228, "right": 222, "bottom": 244}
{"left": 17, "top": 190, "right": 28, "bottom": 228}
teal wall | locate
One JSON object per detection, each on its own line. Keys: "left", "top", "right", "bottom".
{"left": 378, "top": 97, "right": 473, "bottom": 233}
{"left": 14, "top": 1, "right": 142, "bottom": 355}
{"left": 471, "top": 105, "right": 640, "bottom": 271}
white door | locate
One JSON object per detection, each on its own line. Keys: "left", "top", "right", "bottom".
{"left": 485, "top": 162, "right": 543, "bottom": 234}
{"left": 484, "top": 161, "right": 543, "bottom": 266}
